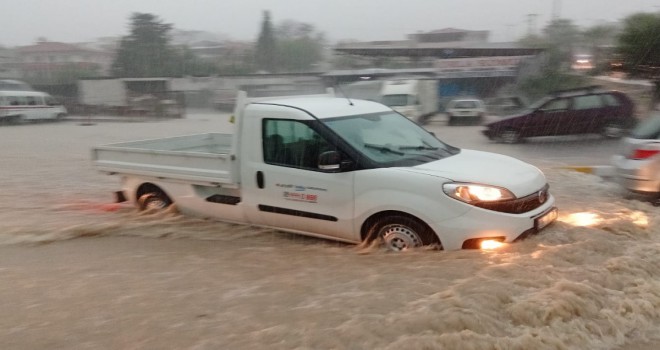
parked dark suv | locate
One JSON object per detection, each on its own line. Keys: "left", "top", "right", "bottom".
{"left": 482, "top": 86, "right": 635, "bottom": 143}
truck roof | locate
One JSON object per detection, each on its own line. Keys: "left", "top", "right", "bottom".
{"left": 251, "top": 96, "right": 392, "bottom": 119}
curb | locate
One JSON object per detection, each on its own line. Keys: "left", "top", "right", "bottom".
{"left": 560, "top": 165, "right": 616, "bottom": 178}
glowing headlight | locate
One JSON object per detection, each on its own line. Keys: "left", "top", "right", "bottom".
{"left": 443, "top": 183, "right": 515, "bottom": 203}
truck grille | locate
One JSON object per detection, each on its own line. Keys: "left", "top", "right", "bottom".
{"left": 474, "top": 184, "right": 549, "bottom": 214}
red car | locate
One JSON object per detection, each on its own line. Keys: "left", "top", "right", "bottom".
{"left": 482, "top": 86, "right": 635, "bottom": 143}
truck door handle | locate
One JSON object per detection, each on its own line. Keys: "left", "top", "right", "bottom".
{"left": 256, "top": 171, "right": 264, "bottom": 189}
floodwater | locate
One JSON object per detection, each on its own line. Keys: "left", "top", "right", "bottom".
{"left": 0, "top": 113, "right": 658, "bottom": 349}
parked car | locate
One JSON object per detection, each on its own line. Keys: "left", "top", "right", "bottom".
{"left": 482, "top": 86, "right": 635, "bottom": 143}
{"left": 445, "top": 98, "right": 486, "bottom": 125}
{"left": 611, "top": 110, "right": 660, "bottom": 205}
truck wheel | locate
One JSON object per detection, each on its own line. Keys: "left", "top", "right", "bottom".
{"left": 447, "top": 115, "right": 456, "bottom": 126}
{"left": 138, "top": 192, "right": 172, "bottom": 211}
{"left": 9, "top": 115, "right": 24, "bottom": 124}
{"left": 417, "top": 114, "right": 431, "bottom": 125}
{"left": 367, "top": 215, "right": 439, "bottom": 251}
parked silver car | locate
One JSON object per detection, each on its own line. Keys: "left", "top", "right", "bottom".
{"left": 612, "top": 110, "right": 660, "bottom": 205}
{"left": 445, "top": 98, "right": 486, "bottom": 125}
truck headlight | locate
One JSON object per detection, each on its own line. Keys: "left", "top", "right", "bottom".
{"left": 443, "top": 183, "right": 515, "bottom": 203}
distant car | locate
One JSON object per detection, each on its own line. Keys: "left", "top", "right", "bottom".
{"left": 611, "top": 111, "right": 660, "bottom": 205}
{"left": 482, "top": 86, "right": 635, "bottom": 143}
{"left": 445, "top": 98, "right": 486, "bottom": 125}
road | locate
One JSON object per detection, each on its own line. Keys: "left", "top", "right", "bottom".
{"left": 423, "top": 115, "right": 622, "bottom": 168}
{"left": 0, "top": 111, "right": 656, "bottom": 350}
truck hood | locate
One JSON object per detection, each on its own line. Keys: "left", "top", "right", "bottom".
{"left": 398, "top": 149, "right": 546, "bottom": 197}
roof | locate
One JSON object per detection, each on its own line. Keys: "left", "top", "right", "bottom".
{"left": 250, "top": 97, "right": 391, "bottom": 119}
{"left": 335, "top": 45, "right": 543, "bottom": 58}
{"left": 420, "top": 28, "right": 489, "bottom": 34}
{"left": 17, "top": 41, "right": 99, "bottom": 54}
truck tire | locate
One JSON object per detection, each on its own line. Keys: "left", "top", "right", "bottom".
{"left": 417, "top": 114, "right": 431, "bottom": 125}
{"left": 138, "top": 192, "right": 172, "bottom": 211}
{"left": 366, "top": 215, "right": 440, "bottom": 251}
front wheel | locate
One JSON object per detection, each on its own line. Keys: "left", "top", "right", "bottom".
{"left": 367, "top": 215, "right": 440, "bottom": 251}
{"left": 138, "top": 192, "right": 172, "bottom": 211}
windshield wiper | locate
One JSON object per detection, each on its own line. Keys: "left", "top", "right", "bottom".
{"left": 364, "top": 143, "right": 405, "bottom": 155}
{"left": 399, "top": 145, "right": 439, "bottom": 150}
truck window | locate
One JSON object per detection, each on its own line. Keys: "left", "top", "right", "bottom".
{"left": 263, "top": 119, "right": 336, "bottom": 170}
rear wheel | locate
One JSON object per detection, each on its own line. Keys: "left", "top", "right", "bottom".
{"left": 601, "top": 121, "right": 626, "bottom": 139}
{"left": 366, "top": 215, "right": 439, "bottom": 251}
{"left": 138, "top": 192, "right": 172, "bottom": 211}
{"left": 9, "top": 115, "right": 24, "bottom": 124}
{"left": 498, "top": 128, "right": 522, "bottom": 144}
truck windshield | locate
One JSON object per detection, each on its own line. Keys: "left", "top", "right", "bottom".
{"left": 323, "top": 111, "right": 459, "bottom": 166}
{"left": 382, "top": 94, "right": 411, "bottom": 107}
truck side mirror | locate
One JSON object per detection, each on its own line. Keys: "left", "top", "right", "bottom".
{"left": 318, "top": 151, "right": 341, "bottom": 171}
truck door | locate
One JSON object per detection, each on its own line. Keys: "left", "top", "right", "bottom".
{"left": 241, "top": 115, "right": 357, "bottom": 243}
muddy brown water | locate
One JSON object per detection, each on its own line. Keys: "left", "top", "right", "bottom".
{"left": 0, "top": 114, "right": 658, "bottom": 349}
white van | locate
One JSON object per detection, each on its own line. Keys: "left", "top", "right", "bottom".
{"left": 0, "top": 91, "right": 67, "bottom": 122}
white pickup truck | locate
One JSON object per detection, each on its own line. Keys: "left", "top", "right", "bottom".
{"left": 93, "top": 90, "right": 557, "bottom": 251}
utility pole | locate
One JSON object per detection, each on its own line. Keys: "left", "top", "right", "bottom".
{"left": 505, "top": 24, "right": 515, "bottom": 42}
{"left": 552, "top": 0, "right": 562, "bottom": 20}
{"left": 526, "top": 14, "right": 538, "bottom": 36}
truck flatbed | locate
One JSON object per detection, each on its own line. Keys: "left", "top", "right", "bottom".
{"left": 92, "top": 133, "right": 235, "bottom": 186}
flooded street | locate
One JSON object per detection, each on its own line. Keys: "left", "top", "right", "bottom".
{"left": 1, "top": 113, "right": 659, "bottom": 349}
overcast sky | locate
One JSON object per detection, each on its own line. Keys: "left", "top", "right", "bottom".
{"left": 1, "top": 0, "right": 659, "bottom": 47}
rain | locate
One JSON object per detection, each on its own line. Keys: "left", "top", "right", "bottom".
{"left": 1, "top": 1, "right": 659, "bottom": 349}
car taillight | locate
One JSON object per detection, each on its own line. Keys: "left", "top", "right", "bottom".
{"left": 630, "top": 148, "right": 660, "bottom": 160}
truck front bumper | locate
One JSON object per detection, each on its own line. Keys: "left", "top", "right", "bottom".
{"left": 430, "top": 195, "right": 557, "bottom": 250}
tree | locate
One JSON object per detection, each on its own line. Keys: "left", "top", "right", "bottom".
{"left": 516, "top": 19, "right": 586, "bottom": 100}
{"left": 275, "top": 20, "right": 326, "bottom": 72}
{"left": 111, "top": 13, "right": 178, "bottom": 77}
{"left": 581, "top": 24, "right": 620, "bottom": 73}
{"left": 617, "top": 12, "right": 660, "bottom": 77}
{"left": 255, "top": 11, "right": 277, "bottom": 72}
{"left": 617, "top": 12, "right": 660, "bottom": 106}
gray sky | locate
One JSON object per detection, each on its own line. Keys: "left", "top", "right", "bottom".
{"left": 1, "top": 0, "right": 659, "bottom": 46}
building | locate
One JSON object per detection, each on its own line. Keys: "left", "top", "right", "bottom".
{"left": 408, "top": 28, "right": 490, "bottom": 44}
{"left": 0, "top": 47, "right": 21, "bottom": 79}
{"left": 16, "top": 41, "right": 113, "bottom": 83}
{"left": 331, "top": 28, "right": 544, "bottom": 105}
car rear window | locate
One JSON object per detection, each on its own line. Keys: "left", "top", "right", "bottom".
{"left": 631, "top": 113, "right": 660, "bottom": 139}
